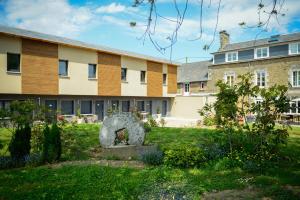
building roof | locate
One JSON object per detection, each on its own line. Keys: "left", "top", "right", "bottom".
{"left": 177, "top": 61, "right": 210, "bottom": 83}
{"left": 0, "top": 25, "right": 180, "bottom": 65}
{"left": 213, "top": 32, "right": 300, "bottom": 54}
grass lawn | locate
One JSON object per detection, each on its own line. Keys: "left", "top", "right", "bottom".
{"left": 0, "top": 125, "right": 300, "bottom": 199}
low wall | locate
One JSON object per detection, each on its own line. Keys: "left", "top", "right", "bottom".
{"left": 170, "top": 95, "right": 216, "bottom": 119}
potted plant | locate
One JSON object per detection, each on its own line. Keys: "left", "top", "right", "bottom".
{"left": 156, "top": 107, "right": 161, "bottom": 120}
{"left": 76, "top": 108, "right": 83, "bottom": 124}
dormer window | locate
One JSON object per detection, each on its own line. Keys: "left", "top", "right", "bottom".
{"left": 289, "top": 43, "right": 300, "bottom": 55}
{"left": 225, "top": 51, "right": 238, "bottom": 62}
{"left": 255, "top": 47, "right": 269, "bottom": 59}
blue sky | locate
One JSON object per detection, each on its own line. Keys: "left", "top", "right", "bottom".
{"left": 0, "top": 0, "right": 300, "bottom": 63}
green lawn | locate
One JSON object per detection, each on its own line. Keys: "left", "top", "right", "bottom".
{"left": 0, "top": 125, "right": 300, "bottom": 199}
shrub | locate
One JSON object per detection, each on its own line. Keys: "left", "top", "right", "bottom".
{"left": 9, "top": 124, "right": 31, "bottom": 159}
{"left": 0, "top": 153, "right": 42, "bottom": 169}
{"left": 148, "top": 116, "right": 158, "bottom": 127}
{"left": 42, "top": 123, "right": 62, "bottom": 163}
{"left": 163, "top": 145, "right": 206, "bottom": 168}
{"left": 160, "top": 118, "right": 166, "bottom": 127}
{"left": 203, "top": 115, "right": 215, "bottom": 126}
{"left": 141, "top": 150, "right": 164, "bottom": 166}
{"left": 31, "top": 121, "right": 45, "bottom": 153}
{"left": 144, "top": 122, "right": 152, "bottom": 133}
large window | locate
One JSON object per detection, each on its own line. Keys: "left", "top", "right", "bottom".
{"left": 61, "top": 100, "right": 74, "bottom": 115}
{"left": 288, "top": 100, "right": 300, "bottom": 114}
{"left": 162, "top": 100, "right": 167, "bottom": 117}
{"left": 122, "top": 101, "right": 130, "bottom": 112}
{"left": 140, "top": 71, "right": 146, "bottom": 83}
{"left": 7, "top": 53, "right": 20, "bottom": 72}
{"left": 111, "top": 100, "right": 119, "bottom": 111}
{"left": 146, "top": 101, "right": 152, "bottom": 115}
{"left": 289, "top": 43, "right": 300, "bottom": 55}
{"left": 225, "top": 73, "right": 235, "bottom": 86}
{"left": 255, "top": 47, "right": 269, "bottom": 59}
{"left": 88, "top": 64, "right": 97, "bottom": 78}
{"left": 292, "top": 70, "right": 300, "bottom": 87}
{"left": 184, "top": 83, "right": 190, "bottom": 95}
{"left": 59, "top": 60, "right": 68, "bottom": 76}
{"left": 256, "top": 70, "right": 266, "bottom": 87}
{"left": 163, "top": 74, "right": 167, "bottom": 85}
{"left": 137, "top": 101, "right": 145, "bottom": 112}
{"left": 225, "top": 51, "right": 238, "bottom": 62}
{"left": 121, "top": 68, "right": 127, "bottom": 81}
{"left": 81, "top": 100, "right": 92, "bottom": 114}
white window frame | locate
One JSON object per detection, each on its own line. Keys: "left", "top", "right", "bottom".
{"left": 256, "top": 70, "right": 266, "bottom": 88}
{"left": 255, "top": 47, "right": 269, "bottom": 59}
{"left": 225, "top": 51, "right": 238, "bottom": 62}
{"left": 289, "top": 42, "right": 300, "bottom": 55}
{"left": 184, "top": 83, "right": 190, "bottom": 96}
{"left": 224, "top": 72, "right": 235, "bottom": 86}
{"left": 292, "top": 70, "right": 300, "bottom": 87}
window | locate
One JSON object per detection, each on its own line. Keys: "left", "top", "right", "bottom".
{"left": 59, "top": 60, "right": 68, "bottom": 76}
{"left": 146, "top": 101, "right": 152, "bottom": 115}
{"left": 256, "top": 70, "right": 266, "bottom": 87}
{"left": 225, "top": 74, "right": 234, "bottom": 86}
{"left": 200, "top": 82, "right": 205, "bottom": 90}
{"left": 7, "top": 53, "right": 20, "bottom": 72}
{"left": 111, "top": 100, "right": 119, "bottom": 111}
{"left": 289, "top": 43, "right": 300, "bottom": 55}
{"left": 122, "top": 101, "right": 130, "bottom": 112}
{"left": 162, "top": 100, "right": 167, "bottom": 117}
{"left": 121, "top": 68, "right": 127, "bottom": 81}
{"left": 81, "top": 100, "right": 92, "bottom": 114}
{"left": 288, "top": 100, "right": 300, "bottom": 114}
{"left": 140, "top": 71, "right": 146, "bottom": 83}
{"left": 225, "top": 52, "right": 238, "bottom": 62}
{"left": 184, "top": 83, "right": 190, "bottom": 95}
{"left": 88, "top": 64, "right": 97, "bottom": 78}
{"left": 0, "top": 100, "right": 11, "bottom": 110}
{"left": 292, "top": 70, "right": 300, "bottom": 87}
{"left": 137, "top": 101, "right": 145, "bottom": 112}
{"left": 163, "top": 74, "right": 167, "bottom": 85}
{"left": 255, "top": 47, "right": 269, "bottom": 59}
{"left": 61, "top": 100, "right": 74, "bottom": 115}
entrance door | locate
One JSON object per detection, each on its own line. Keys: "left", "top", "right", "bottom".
{"left": 162, "top": 100, "right": 167, "bottom": 117}
{"left": 95, "top": 100, "right": 104, "bottom": 121}
{"left": 184, "top": 83, "right": 190, "bottom": 96}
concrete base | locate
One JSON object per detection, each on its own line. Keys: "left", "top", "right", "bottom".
{"left": 99, "top": 145, "right": 158, "bottom": 160}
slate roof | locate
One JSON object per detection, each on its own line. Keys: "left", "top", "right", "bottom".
{"left": 177, "top": 61, "right": 211, "bottom": 83}
{"left": 0, "top": 25, "right": 179, "bottom": 65}
{"left": 214, "top": 32, "right": 300, "bottom": 54}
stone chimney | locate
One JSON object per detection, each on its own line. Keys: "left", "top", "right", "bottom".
{"left": 219, "top": 30, "right": 230, "bottom": 50}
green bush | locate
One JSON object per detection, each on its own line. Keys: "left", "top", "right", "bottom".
{"left": 141, "top": 150, "right": 164, "bottom": 166}
{"left": 163, "top": 145, "right": 206, "bottom": 168}
{"left": 9, "top": 124, "right": 31, "bottom": 159}
{"left": 148, "top": 116, "right": 158, "bottom": 127}
{"left": 203, "top": 115, "right": 215, "bottom": 126}
{"left": 143, "top": 122, "right": 152, "bottom": 133}
{"left": 42, "top": 123, "right": 62, "bottom": 163}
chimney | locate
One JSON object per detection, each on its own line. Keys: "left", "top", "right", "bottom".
{"left": 219, "top": 30, "right": 230, "bottom": 50}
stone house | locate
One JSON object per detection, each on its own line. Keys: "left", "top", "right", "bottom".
{"left": 208, "top": 31, "right": 300, "bottom": 115}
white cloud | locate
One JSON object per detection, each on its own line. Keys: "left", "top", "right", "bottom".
{"left": 96, "top": 2, "right": 126, "bottom": 14}
{"left": 4, "top": 0, "right": 94, "bottom": 38}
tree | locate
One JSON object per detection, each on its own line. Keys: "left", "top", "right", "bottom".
{"left": 131, "top": 0, "right": 286, "bottom": 59}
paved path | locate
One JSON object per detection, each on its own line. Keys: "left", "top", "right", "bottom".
{"left": 48, "top": 159, "right": 145, "bottom": 169}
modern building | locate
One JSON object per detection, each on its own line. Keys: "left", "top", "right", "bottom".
{"left": 0, "top": 25, "right": 178, "bottom": 121}
{"left": 208, "top": 30, "right": 300, "bottom": 115}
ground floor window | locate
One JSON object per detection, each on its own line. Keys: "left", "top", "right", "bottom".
{"left": 0, "top": 100, "right": 11, "bottom": 110}
{"left": 122, "top": 100, "right": 130, "bottom": 112}
{"left": 184, "top": 83, "right": 190, "bottom": 95}
{"left": 137, "top": 101, "right": 145, "bottom": 112}
{"left": 111, "top": 100, "right": 119, "bottom": 111}
{"left": 61, "top": 100, "right": 74, "bottom": 115}
{"left": 225, "top": 74, "right": 234, "bottom": 86}
{"left": 162, "top": 100, "right": 167, "bottom": 117}
{"left": 146, "top": 101, "right": 152, "bottom": 115}
{"left": 81, "top": 100, "right": 92, "bottom": 114}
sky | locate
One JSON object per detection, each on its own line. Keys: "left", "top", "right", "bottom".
{"left": 0, "top": 0, "right": 299, "bottom": 63}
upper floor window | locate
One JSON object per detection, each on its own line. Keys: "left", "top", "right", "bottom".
{"left": 289, "top": 43, "right": 300, "bottom": 55}
{"left": 225, "top": 73, "right": 235, "bottom": 86}
{"left": 225, "top": 52, "right": 238, "bottom": 62}
{"left": 59, "top": 60, "right": 68, "bottom": 76}
{"left": 121, "top": 68, "right": 127, "bottom": 81}
{"left": 163, "top": 73, "right": 167, "bottom": 85}
{"left": 88, "top": 64, "right": 97, "bottom": 79}
{"left": 255, "top": 47, "right": 269, "bottom": 59}
{"left": 140, "top": 71, "right": 146, "bottom": 83}
{"left": 292, "top": 70, "right": 300, "bottom": 87}
{"left": 7, "top": 53, "right": 20, "bottom": 72}
{"left": 256, "top": 70, "right": 266, "bottom": 87}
